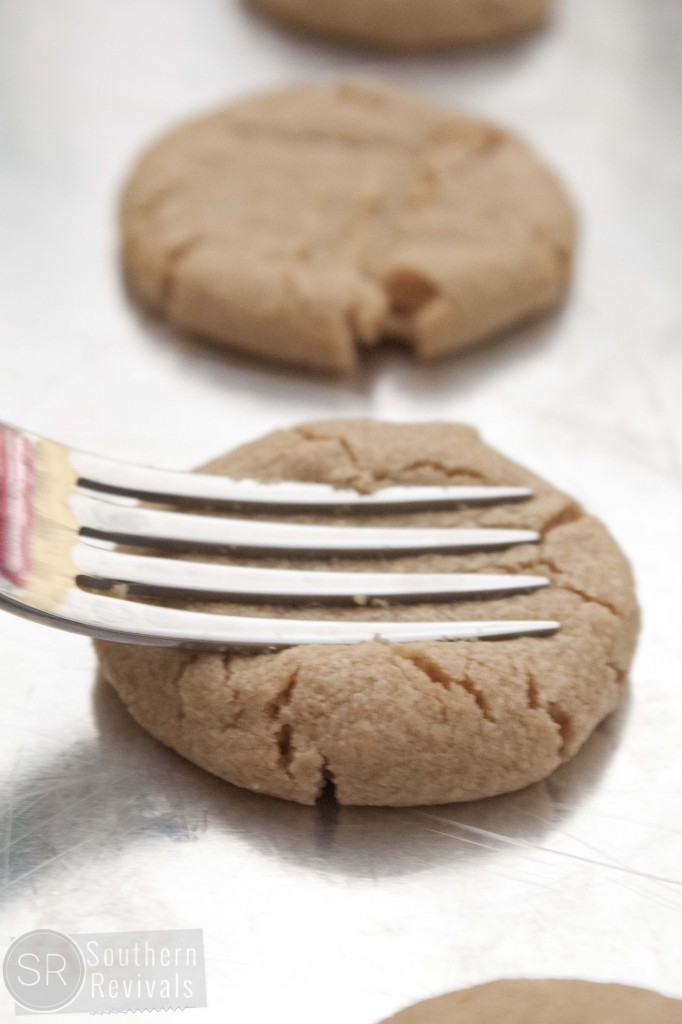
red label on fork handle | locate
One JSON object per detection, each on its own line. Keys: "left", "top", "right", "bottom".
{"left": 0, "top": 425, "right": 35, "bottom": 588}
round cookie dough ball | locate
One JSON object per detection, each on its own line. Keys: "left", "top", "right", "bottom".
{"left": 121, "top": 80, "right": 576, "bottom": 373}
{"left": 95, "top": 420, "right": 638, "bottom": 807}
{"left": 378, "top": 980, "right": 682, "bottom": 1022}
{"left": 248, "top": 0, "right": 552, "bottom": 51}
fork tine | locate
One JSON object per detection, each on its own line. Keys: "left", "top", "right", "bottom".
{"left": 26, "top": 588, "right": 559, "bottom": 649}
{"left": 75, "top": 542, "right": 549, "bottom": 602}
{"left": 72, "top": 494, "right": 540, "bottom": 555}
{"left": 73, "top": 450, "right": 532, "bottom": 511}
{"left": 0, "top": 421, "right": 560, "bottom": 648}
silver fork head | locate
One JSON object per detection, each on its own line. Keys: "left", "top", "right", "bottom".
{"left": 0, "top": 420, "right": 559, "bottom": 649}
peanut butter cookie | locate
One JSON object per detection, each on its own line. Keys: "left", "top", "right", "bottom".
{"left": 121, "top": 81, "right": 575, "bottom": 373}
{"left": 249, "top": 0, "right": 551, "bottom": 52}
{"left": 378, "top": 979, "right": 682, "bottom": 1023}
{"left": 96, "top": 420, "right": 637, "bottom": 806}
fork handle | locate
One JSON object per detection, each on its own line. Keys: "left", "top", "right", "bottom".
{"left": 0, "top": 424, "right": 35, "bottom": 588}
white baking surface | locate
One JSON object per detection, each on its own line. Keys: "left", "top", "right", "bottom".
{"left": 0, "top": 0, "right": 681, "bottom": 1020}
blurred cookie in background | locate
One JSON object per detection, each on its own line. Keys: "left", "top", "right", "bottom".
{"left": 121, "top": 80, "right": 575, "bottom": 374}
{"left": 247, "top": 0, "right": 552, "bottom": 51}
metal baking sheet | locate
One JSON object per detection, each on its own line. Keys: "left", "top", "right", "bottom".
{"left": 1, "top": 0, "right": 681, "bottom": 1020}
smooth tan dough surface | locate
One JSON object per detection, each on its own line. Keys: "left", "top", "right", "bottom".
{"left": 121, "top": 80, "right": 575, "bottom": 373}
{"left": 96, "top": 420, "right": 638, "bottom": 806}
{"left": 249, "top": 0, "right": 552, "bottom": 51}
{"left": 379, "top": 979, "right": 682, "bottom": 1022}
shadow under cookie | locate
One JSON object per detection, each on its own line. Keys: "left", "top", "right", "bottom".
{"left": 89, "top": 674, "right": 629, "bottom": 882}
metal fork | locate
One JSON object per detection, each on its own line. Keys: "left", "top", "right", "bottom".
{"left": 0, "top": 421, "right": 558, "bottom": 650}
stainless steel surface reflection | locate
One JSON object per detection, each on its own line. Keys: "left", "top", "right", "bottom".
{"left": 1, "top": 1, "right": 681, "bottom": 1021}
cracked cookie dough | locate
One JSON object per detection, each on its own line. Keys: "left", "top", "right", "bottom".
{"left": 95, "top": 421, "right": 638, "bottom": 806}
{"left": 121, "top": 80, "right": 576, "bottom": 373}
{"left": 378, "top": 980, "right": 682, "bottom": 1022}
{"left": 249, "top": 0, "right": 552, "bottom": 51}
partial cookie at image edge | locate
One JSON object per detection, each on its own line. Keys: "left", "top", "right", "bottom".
{"left": 247, "top": 0, "right": 553, "bottom": 52}
{"left": 377, "top": 979, "right": 682, "bottom": 1022}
